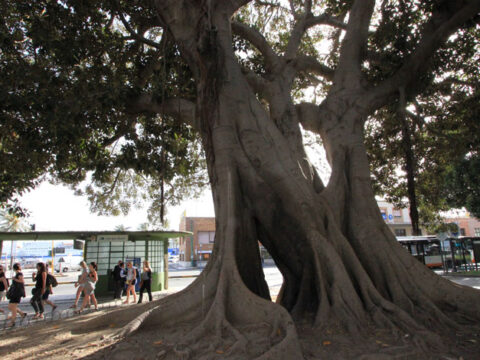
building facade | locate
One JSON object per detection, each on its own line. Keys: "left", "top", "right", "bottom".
{"left": 376, "top": 200, "right": 421, "bottom": 236}
{"left": 178, "top": 205, "right": 480, "bottom": 267}
{"left": 442, "top": 215, "right": 480, "bottom": 237}
{"left": 179, "top": 217, "right": 215, "bottom": 266}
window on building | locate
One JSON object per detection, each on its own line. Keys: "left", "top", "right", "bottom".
{"left": 52, "top": 247, "right": 65, "bottom": 255}
{"left": 198, "top": 231, "right": 215, "bottom": 244}
{"left": 395, "top": 229, "right": 407, "bottom": 236}
{"left": 460, "top": 228, "right": 466, "bottom": 236}
{"left": 392, "top": 209, "right": 402, "bottom": 218}
{"left": 475, "top": 228, "right": 480, "bottom": 237}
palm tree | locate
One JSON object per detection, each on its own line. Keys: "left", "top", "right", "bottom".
{"left": 114, "top": 224, "right": 130, "bottom": 232}
{"left": 0, "top": 209, "right": 30, "bottom": 232}
{"left": 137, "top": 223, "right": 150, "bottom": 231}
{"left": 0, "top": 209, "right": 29, "bottom": 271}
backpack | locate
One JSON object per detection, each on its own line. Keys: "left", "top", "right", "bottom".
{"left": 6, "top": 281, "right": 18, "bottom": 299}
{"left": 47, "top": 273, "right": 58, "bottom": 287}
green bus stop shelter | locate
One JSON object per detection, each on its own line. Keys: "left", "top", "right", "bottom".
{"left": 0, "top": 230, "right": 191, "bottom": 296}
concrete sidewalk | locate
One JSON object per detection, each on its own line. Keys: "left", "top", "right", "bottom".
{"left": 0, "top": 289, "right": 175, "bottom": 332}
{"left": 444, "top": 275, "right": 480, "bottom": 289}
{"left": 2, "top": 269, "right": 479, "bottom": 332}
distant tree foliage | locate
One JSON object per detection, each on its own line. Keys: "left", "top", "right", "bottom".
{"left": 0, "top": 0, "right": 206, "bottom": 225}
{"left": 365, "top": 20, "right": 480, "bottom": 230}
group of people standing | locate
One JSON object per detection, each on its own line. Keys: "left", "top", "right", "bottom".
{"left": 0, "top": 259, "right": 154, "bottom": 327}
{"left": 112, "top": 260, "right": 153, "bottom": 304}
{"left": 0, "top": 262, "right": 58, "bottom": 327}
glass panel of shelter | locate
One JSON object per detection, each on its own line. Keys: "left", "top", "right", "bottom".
{"left": 85, "top": 239, "right": 165, "bottom": 276}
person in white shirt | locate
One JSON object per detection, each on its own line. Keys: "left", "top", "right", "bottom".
{"left": 123, "top": 262, "right": 137, "bottom": 304}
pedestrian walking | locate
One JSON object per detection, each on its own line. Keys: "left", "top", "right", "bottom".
{"left": 6, "top": 263, "right": 27, "bottom": 327}
{"left": 123, "top": 261, "right": 137, "bottom": 304}
{"left": 75, "top": 262, "right": 98, "bottom": 313}
{"left": 112, "top": 260, "right": 125, "bottom": 300}
{"left": 43, "top": 264, "right": 57, "bottom": 312}
{"left": 138, "top": 260, "right": 153, "bottom": 303}
{"left": 0, "top": 265, "right": 8, "bottom": 314}
{"left": 70, "top": 261, "right": 89, "bottom": 309}
{"left": 31, "top": 262, "right": 47, "bottom": 319}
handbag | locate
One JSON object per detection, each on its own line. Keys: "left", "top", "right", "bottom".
{"left": 6, "top": 286, "right": 14, "bottom": 300}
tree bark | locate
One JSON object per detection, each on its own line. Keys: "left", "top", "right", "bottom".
{"left": 98, "top": 2, "right": 480, "bottom": 359}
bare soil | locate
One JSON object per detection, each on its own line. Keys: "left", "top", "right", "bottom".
{"left": 1, "top": 300, "right": 479, "bottom": 360}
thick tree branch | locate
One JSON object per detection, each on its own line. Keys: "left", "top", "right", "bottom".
{"left": 221, "top": 0, "right": 253, "bottom": 15}
{"left": 295, "top": 102, "right": 321, "bottom": 133}
{"left": 293, "top": 55, "right": 335, "bottom": 81}
{"left": 334, "top": 0, "right": 375, "bottom": 86}
{"left": 304, "top": 14, "right": 348, "bottom": 31}
{"left": 231, "top": 21, "right": 279, "bottom": 70}
{"left": 286, "top": 9, "right": 347, "bottom": 61}
{"left": 365, "top": 0, "right": 480, "bottom": 110}
{"left": 241, "top": 67, "right": 269, "bottom": 95}
{"left": 132, "top": 96, "right": 197, "bottom": 129}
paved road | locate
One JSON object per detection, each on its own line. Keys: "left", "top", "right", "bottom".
{"left": 2, "top": 265, "right": 479, "bottom": 322}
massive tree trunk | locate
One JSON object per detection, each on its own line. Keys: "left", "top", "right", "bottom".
{"left": 91, "top": 2, "right": 480, "bottom": 359}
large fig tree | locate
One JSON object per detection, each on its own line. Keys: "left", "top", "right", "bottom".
{"left": 2, "top": 0, "right": 480, "bottom": 358}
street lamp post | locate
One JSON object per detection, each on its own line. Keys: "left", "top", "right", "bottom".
{"left": 189, "top": 219, "right": 196, "bottom": 267}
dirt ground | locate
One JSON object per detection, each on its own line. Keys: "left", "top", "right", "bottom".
{"left": 1, "top": 301, "right": 479, "bottom": 360}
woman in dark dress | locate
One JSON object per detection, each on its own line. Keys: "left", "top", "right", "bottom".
{"left": 0, "top": 265, "right": 8, "bottom": 314}
{"left": 7, "top": 263, "right": 26, "bottom": 328}
{"left": 138, "top": 260, "right": 153, "bottom": 303}
{"left": 31, "top": 262, "right": 47, "bottom": 319}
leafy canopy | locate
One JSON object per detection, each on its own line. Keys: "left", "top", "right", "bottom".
{"left": 0, "top": 0, "right": 205, "bottom": 225}
{"left": 1, "top": 0, "right": 479, "bottom": 225}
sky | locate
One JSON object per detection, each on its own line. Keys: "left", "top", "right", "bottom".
{"left": 19, "top": 181, "right": 215, "bottom": 232}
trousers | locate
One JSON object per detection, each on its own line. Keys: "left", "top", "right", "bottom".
{"left": 30, "top": 288, "right": 44, "bottom": 314}
{"left": 138, "top": 280, "right": 152, "bottom": 303}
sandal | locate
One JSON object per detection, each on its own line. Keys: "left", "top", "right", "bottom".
{"left": 74, "top": 310, "right": 82, "bottom": 314}
{"left": 69, "top": 304, "right": 77, "bottom": 309}
{"left": 21, "top": 313, "right": 27, "bottom": 318}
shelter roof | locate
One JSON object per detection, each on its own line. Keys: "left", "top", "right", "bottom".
{"left": 0, "top": 230, "right": 191, "bottom": 242}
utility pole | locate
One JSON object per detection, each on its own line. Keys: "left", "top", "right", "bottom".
{"left": 51, "top": 240, "right": 55, "bottom": 272}
{"left": 9, "top": 240, "right": 14, "bottom": 278}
